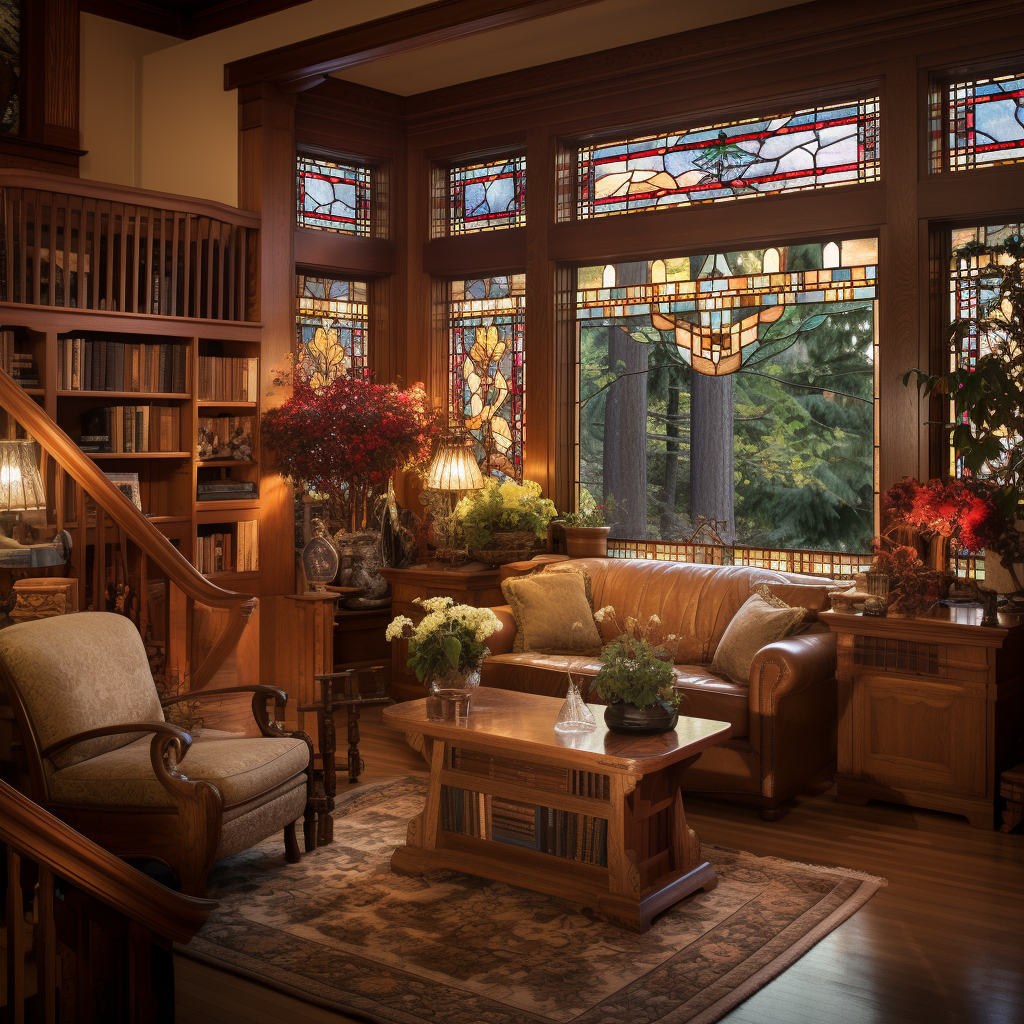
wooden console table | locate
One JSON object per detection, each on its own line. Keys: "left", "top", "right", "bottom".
{"left": 379, "top": 563, "right": 503, "bottom": 701}
{"left": 821, "top": 607, "right": 1024, "bottom": 828}
{"left": 383, "top": 688, "right": 731, "bottom": 932}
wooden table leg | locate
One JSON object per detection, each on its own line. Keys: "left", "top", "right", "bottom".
{"left": 391, "top": 739, "right": 446, "bottom": 875}
{"left": 347, "top": 705, "right": 363, "bottom": 784}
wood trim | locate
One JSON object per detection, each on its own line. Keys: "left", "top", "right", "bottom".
{"left": 0, "top": 779, "right": 213, "bottom": 943}
{"left": 295, "top": 230, "right": 398, "bottom": 277}
{"left": 423, "top": 229, "right": 527, "bottom": 277}
{"left": 224, "top": 0, "right": 608, "bottom": 91}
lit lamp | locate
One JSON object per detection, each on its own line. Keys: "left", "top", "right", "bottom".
{"left": 0, "top": 438, "right": 46, "bottom": 539}
{"left": 424, "top": 434, "right": 485, "bottom": 495}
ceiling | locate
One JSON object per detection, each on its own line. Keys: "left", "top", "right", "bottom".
{"left": 79, "top": 0, "right": 314, "bottom": 39}
{"left": 333, "top": 0, "right": 805, "bottom": 97}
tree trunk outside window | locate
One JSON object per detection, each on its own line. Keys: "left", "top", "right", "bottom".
{"left": 689, "top": 371, "right": 735, "bottom": 543}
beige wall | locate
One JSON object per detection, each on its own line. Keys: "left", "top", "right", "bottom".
{"left": 80, "top": 1, "right": 417, "bottom": 208}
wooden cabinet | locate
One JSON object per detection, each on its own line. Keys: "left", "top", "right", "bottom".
{"left": 379, "top": 563, "right": 504, "bottom": 702}
{"left": 822, "top": 608, "right": 1024, "bottom": 828}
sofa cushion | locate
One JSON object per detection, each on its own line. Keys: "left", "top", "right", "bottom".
{"left": 46, "top": 734, "right": 310, "bottom": 809}
{"left": 0, "top": 612, "right": 165, "bottom": 770}
{"left": 710, "top": 593, "right": 806, "bottom": 684}
{"left": 501, "top": 572, "right": 601, "bottom": 654}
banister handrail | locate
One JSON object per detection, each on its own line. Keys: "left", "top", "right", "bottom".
{"left": 0, "top": 777, "right": 214, "bottom": 943}
{"left": 0, "top": 168, "right": 261, "bottom": 228}
{"left": 0, "top": 370, "right": 247, "bottom": 609}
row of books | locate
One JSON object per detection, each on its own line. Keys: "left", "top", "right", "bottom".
{"left": 77, "top": 406, "right": 182, "bottom": 453}
{"left": 57, "top": 337, "right": 189, "bottom": 394}
{"left": 196, "top": 478, "right": 257, "bottom": 502}
{"left": 198, "top": 356, "right": 258, "bottom": 403}
{"left": 441, "top": 788, "right": 608, "bottom": 866}
{"left": 195, "top": 521, "right": 259, "bottom": 575}
{"left": 448, "top": 747, "right": 610, "bottom": 801}
{"left": 197, "top": 416, "right": 254, "bottom": 462}
{"left": 0, "top": 331, "right": 38, "bottom": 388}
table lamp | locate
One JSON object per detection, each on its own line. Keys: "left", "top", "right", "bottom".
{"left": 0, "top": 438, "right": 46, "bottom": 539}
{"left": 424, "top": 433, "right": 484, "bottom": 494}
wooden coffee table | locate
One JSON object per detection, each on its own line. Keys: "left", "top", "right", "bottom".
{"left": 383, "top": 688, "right": 731, "bottom": 932}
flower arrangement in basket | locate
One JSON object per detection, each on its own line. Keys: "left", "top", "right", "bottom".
{"left": 589, "top": 607, "right": 681, "bottom": 732}
{"left": 387, "top": 597, "right": 503, "bottom": 692}
{"left": 456, "top": 477, "right": 557, "bottom": 564}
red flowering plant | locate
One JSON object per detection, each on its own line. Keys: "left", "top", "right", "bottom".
{"left": 262, "top": 368, "right": 438, "bottom": 533}
{"left": 871, "top": 543, "right": 952, "bottom": 616}
{"left": 881, "top": 476, "right": 1003, "bottom": 555}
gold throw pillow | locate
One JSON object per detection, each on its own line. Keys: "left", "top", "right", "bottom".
{"left": 501, "top": 572, "right": 602, "bottom": 654}
{"left": 710, "top": 592, "right": 806, "bottom": 684}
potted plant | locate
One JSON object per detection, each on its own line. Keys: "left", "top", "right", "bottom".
{"left": 589, "top": 607, "right": 681, "bottom": 732}
{"left": 262, "top": 366, "right": 437, "bottom": 606}
{"left": 456, "top": 477, "right": 557, "bottom": 564}
{"left": 386, "top": 596, "right": 503, "bottom": 694}
{"left": 904, "top": 232, "right": 1024, "bottom": 597}
{"left": 560, "top": 490, "right": 616, "bottom": 558}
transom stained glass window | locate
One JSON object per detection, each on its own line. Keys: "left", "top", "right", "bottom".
{"left": 446, "top": 156, "right": 526, "bottom": 235}
{"left": 296, "top": 276, "right": 369, "bottom": 385}
{"left": 931, "top": 70, "right": 1024, "bottom": 172}
{"left": 576, "top": 239, "right": 878, "bottom": 570}
{"left": 297, "top": 154, "right": 372, "bottom": 235}
{"left": 572, "top": 97, "right": 880, "bottom": 220}
{"left": 448, "top": 275, "right": 525, "bottom": 478}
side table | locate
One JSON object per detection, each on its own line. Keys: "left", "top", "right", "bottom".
{"left": 298, "top": 666, "right": 392, "bottom": 849}
{"left": 379, "top": 563, "right": 504, "bottom": 701}
{"left": 821, "top": 607, "right": 1024, "bottom": 828}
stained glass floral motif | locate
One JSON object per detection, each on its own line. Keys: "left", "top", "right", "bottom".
{"left": 0, "top": 0, "right": 19, "bottom": 134}
{"left": 573, "top": 98, "right": 879, "bottom": 219}
{"left": 931, "top": 71, "right": 1024, "bottom": 172}
{"left": 296, "top": 276, "right": 368, "bottom": 386}
{"left": 448, "top": 156, "right": 526, "bottom": 234}
{"left": 449, "top": 275, "right": 525, "bottom": 478}
{"left": 297, "top": 155, "right": 372, "bottom": 235}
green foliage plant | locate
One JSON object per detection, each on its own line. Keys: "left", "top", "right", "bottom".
{"left": 589, "top": 607, "right": 681, "bottom": 709}
{"left": 903, "top": 233, "right": 1024, "bottom": 585}
{"left": 561, "top": 490, "right": 618, "bottom": 529}
{"left": 386, "top": 597, "right": 502, "bottom": 685}
{"left": 456, "top": 477, "right": 557, "bottom": 550}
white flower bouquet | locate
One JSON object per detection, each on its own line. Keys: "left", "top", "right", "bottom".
{"left": 387, "top": 596, "right": 503, "bottom": 685}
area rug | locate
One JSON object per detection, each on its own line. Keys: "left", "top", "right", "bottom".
{"left": 178, "top": 776, "right": 885, "bottom": 1024}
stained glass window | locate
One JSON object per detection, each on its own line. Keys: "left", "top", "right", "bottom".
{"left": 0, "top": 0, "right": 19, "bottom": 134}
{"left": 576, "top": 239, "right": 878, "bottom": 566}
{"left": 931, "top": 70, "right": 1024, "bottom": 173}
{"left": 444, "top": 155, "right": 526, "bottom": 235}
{"left": 295, "top": 275, "right": 369, "bottom": 385}
{"left": 571, "top": 97, "right": 880, "bottom": 220}
{"left": 296, "top": 155, "right": 372, "bottom": 235}
{"left": 448, "top": 274, "right": 525, "bottom": 478}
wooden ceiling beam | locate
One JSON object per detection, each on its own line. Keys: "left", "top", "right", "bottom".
{"left": 223, "top": 0, "right": 606, "bottom": 92}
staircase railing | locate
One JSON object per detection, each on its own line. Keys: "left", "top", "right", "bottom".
{"left": 1, "top": 776, "right": 213, "bottom": 1023}
{"left": 0, "top": 371, "right": 257, "bottom": 719}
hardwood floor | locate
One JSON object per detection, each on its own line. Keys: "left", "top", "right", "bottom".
{"left": 176, "top": 708, "right": 1024, "bottom": 1024}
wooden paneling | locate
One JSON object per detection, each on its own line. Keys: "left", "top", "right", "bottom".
{"left": 423, "top": 229, "right": 527, "bottom": 277}
{"left": 294, "top": 230, "right": 397, "bottom": 278}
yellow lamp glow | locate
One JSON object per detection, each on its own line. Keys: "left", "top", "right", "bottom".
{"left": 0, "top": 439, "right": 46, "bottom": 537}
{"left": 424, "top": 436, "right": 484, "bottom": 494}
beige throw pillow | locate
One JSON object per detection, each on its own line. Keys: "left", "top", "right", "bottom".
{"left": 710, "top": 592, "right": 806, "bottom": 684}
{"left": 501, "top": 572, "right": 602, "bottom": 654}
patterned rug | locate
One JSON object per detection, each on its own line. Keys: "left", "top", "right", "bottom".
{"left": 179, "top": 776, "right": 885, "bottom": 1024}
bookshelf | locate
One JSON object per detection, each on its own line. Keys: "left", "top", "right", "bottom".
{"left": 0, "top": 172, "right": 267, "bottom": 603}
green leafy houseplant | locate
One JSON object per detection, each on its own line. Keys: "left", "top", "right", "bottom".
{"left": 386, "top": 597, "right": 502, "bottom": 685}
{"left": 561, "top": 490, "right": 618, "bottom": 529}
{"left": 903, "top": 233, "right": 1024, "bottom": 589}
{"left": 456, "top": 477, "right": 557, "bottom": 550}
{"left": 589, "top": 608, "right": 681, "bottom": 709}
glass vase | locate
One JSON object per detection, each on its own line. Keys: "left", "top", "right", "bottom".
{"left": 554, "top": 674, "right": 596, "bottom": 733}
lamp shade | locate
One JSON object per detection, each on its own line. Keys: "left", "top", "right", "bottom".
{"left": 424, "top": 438, "right": 484, "bottom": 493}
{"left": 0, "top": 439, "right": 46, "bottom": 512}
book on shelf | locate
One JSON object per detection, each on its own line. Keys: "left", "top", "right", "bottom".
{"left": 77, "top": 405, "right": 181, "bottom": 453}
{"left": 58, "top": 336, "right": 188, "bottom": 393}
{"left": 1, "top": 332, "right": 38, "bottom": 388}
{"left": 197, "top": 415, "right": 254, "bottom": 461}
{"left": 196, "top": 520, "right": 258, "bottom": 575}
{"left": 196, "top": 479, "right": 258, "bottom": 501}
{"left": 197, "top": 355, "right": 258, "bottom": 402}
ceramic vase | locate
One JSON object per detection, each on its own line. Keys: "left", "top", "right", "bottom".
{"left": 603, "top": 698, "right": 678, "bottom": 733}
{"left": 564, "top": 526, "right": 611, "bottom": 559}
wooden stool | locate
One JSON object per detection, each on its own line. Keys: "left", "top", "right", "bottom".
{"left": 999, "top": 764, "right": 1024, "bottom": 833}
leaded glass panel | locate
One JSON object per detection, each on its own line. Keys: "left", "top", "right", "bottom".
{"left": 931, "top": 71, "right": 1024, "bottom": 173}
{"left": 449, "top": 274, "right": 526, "bottom": 478}
{"left": 296, "top": 275, "right": 369, "bottom": 385}
{"left": 572, "top": 98, "right": 880, "bottom": 220}
{"left": 576, "top": 240, "right": 878, "bottom": 563}
{"left": 0, "top": 0, "right": 19, "bottom": 134}
{"left": 297, "top": 155, "right": 372, "bottom": 235}
{"left": 448, "top": 156, "right": 526, "bottom": 234}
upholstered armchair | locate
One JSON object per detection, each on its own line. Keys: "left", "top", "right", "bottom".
{"left": 0, "top": 612, "right": 314, "bottom": 897}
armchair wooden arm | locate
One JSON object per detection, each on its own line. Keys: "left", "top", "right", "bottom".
{"left": 161, "top": 684, "right": 298, "bottom": 739}
{"left": 41, "top": 721, "right": 192, "bottom": 762}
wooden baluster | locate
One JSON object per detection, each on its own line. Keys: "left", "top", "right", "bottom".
{"left": 88, "top": 198, "right": 100, "bottom": 312}
{"left": 2, "top": 185, "right": 12, "bottom": 301}
{"left": 143, "top": 206, "right": 154, "bottom": 316}
{"left": 104, "top": 202, "right": 115, "bottom": 313}
{"left": 31, "top": 195, "right": 42, "bottom": 308}
{"left": 118, "top": 205, "right": 130, "bottom": 315}
{"left": 55, "top": 465, "right": 65, "bottom": 532}
{"left": 45, "top": 191, "right": 57, "bottom": 307}
{"left": 183, "top": 213, "right": 192, "bottom": 318}
{"left": 139, "top": 549, "right": 149, "bottom": 641}
{"left": 6, "top": 846, "right": 26, "bottom": 1023}
{"left": 130, "top": 204, "right": 142, "bottom": 314}
{"left": 62, "top": 194, "right": 73, "bottom": 312}
{"left": 218, "top": 220, "right": 228, "bottom": 320}
{"left": 76, "top": 484, "right": 87, "bottom": 610}
{"left": 184, "top": 593, "right": 195, "bottom": 684}
{"left": 73, "top": 194, "right": 86, "bottom": 312}
{"left": 17, "top": 191, "right": 26, "bottom": 304}
{"left": 226, "top": 223, "right": 236, "bottom": 321}
{"left": 203, "top": 217, "right": 214, "bottom": 321}
{"left": 170, "top": 212, "right": 180, "bottom": 318}
{"left": 36, "top": 865, "right": 57, "bottom": 1024}
{"left": 95, "top": 497, "right": 106, "bottom": 613}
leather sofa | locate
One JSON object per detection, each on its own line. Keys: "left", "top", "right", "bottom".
{"left": 483, "top": 558, "right": 840, "bottom": 819}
